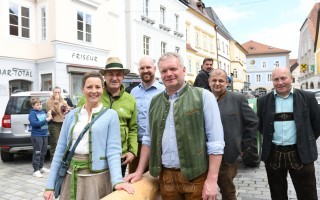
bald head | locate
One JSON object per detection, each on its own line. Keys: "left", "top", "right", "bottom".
{"left": 138, "top": 56, "right": 156, "bottom": 86}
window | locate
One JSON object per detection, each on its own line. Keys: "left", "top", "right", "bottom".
{"left": 217, "top": 39, "right": 220, "bottom": 50}
{"left": 226, "top": 44, "right": 229, "bottom": 55}
{"left": 262, "top": 61, "right": 266, "bottom": 68}
{"left": 246, "top": 74, "right": 250, "bottom": 83}
{"left": 222, "top": 41, "right": 225, "bottom": 53}
{"left": 77, "top": 11, "right": 92, "bottom": 42}
{"left": 41, "top": 74, "right": 52, "bottom": 91}
{"left": 160, "top": 6, "right": 165, "bottom": 24}
{"left": 187, "top": 59, "right": 192, "bottom": 73}
{"left": 143, "top": 0, "right": 149, "bottom": 16}
{"left": 41, "top": 7, "right": 46, "bottom": 40}
{"left": 143, "top": 35, "right": 150, "bottom": 55}
{"left": 175, "top": 14, "right": 179, "bottom": 31}
{"left": 175, "top": 46, "right": 180, "bottom": 53}
{"left": 203, "top": 35, "right": 207, "bottom": 50}
{"left": 233, "top": 69, "right": 238, "bottom": 78}
{"left": 256, "top": 74, "right": 261, "bottom": 82}
{"left": 161, "top": 42, "right": 166, "bottom": 55}
{"left": 195, "top": 31, "right": 200, "bottom": 47}
{"left": 9, "top": 3, "right": 30, "bottom": 38}
{"left": 219, "top": 61, "right": 221, "bottom": 68}
{"left": 267, "top": 73, "right": 272, "bottom": 82}
{"left": 275, "top": 61, "right": 279, "bottom": 67}
{"left": 196, "top": 61, "right": 200, "bottom": 72}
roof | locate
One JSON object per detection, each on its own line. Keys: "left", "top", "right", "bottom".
{"left": 241, "top": 40, "right": 291, "bottom": 55}
{"left": 187, "top": 0, "right": 215, "bottom": 25}
{"left": 300, "top": 3, "right": 320, "bottom": 44}
{"left": 289, "top": 59, "right": 299, "bottom": 72}
{"left": 205, "top": 7, "right": 233, "bottom": 40}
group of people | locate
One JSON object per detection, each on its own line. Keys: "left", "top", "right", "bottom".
{"left": 27, "top": 52, "right": 320, "bottom": 200}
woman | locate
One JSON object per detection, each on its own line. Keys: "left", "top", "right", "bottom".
{"left": 44, "top": 71, "right": 134, "bottom": 200}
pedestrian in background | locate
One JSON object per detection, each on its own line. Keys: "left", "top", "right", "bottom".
{"left": 44, "top": 71, "right": 134, "bottom": 200}
{"left": 129, "top": 55, "right": 165, "bottom": 173}
{"left": 193, "top": 57, "right": 214, "bottom": 91}
{"left": 46, "top": 86, "right": 71, "bottom": 159}
{"left": 209, "top": 69, "right": 259, "bottom": 200}
{"left": 125, "top": 52, "right": 224, "bottom": 200}
{"left": 77, "top": 57, "right": 138, "bottom": 177}
{"left": 28, "top": 98, "right": 52, "bottom": 178}
{"left": 257, "top": 67, "right": 320, "bottom": 200}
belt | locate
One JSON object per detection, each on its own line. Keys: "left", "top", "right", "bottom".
{"left": 162, "top": 166, "right": 180, "bottom": 171}
{"left": 51, "top": 121, "right": 63, "bottom": 124}
{"left": 272, "top": 144, "right": 296, "bottom": 151}
{"left": 274, "top": 112, "right": 294, "bottom": 121}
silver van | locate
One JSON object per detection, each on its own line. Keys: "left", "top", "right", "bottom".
{"left": 0, "top": 91, "right": 73, "bottom": 162}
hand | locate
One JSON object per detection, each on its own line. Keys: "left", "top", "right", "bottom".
{"left": 43, "top": 191, "right": 54, "bottom": 200}
{"left": 121, "top": 152, "right": 135, "bottom": 165}
{"left": 46, "top": 115, "right": 53, "bottom": 122}
{"left": 114, "top": 182, "right": 135, "bottom": 194}
{"left": 124, "top": 171, "right": 143, "bottom": 183}
{"left": 202, "top": 178, "right": 218, "bottom": 200}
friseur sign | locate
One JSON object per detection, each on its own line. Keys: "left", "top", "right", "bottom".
{"left": 0, "top": 68, "right": 32, "bottom": 77}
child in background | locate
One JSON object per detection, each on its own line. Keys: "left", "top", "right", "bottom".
{"left": 28, "top": 98, "right": 52, "bottom": 178}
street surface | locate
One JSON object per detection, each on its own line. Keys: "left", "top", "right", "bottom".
{"left": 0, "top": 140, "right": 320, "bottom": 200}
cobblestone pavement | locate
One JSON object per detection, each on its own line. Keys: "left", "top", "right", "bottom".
{"left": 0, "top": 140, "right": 320, "bottom": 200}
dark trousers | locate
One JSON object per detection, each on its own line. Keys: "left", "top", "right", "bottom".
{"left": 159, "top": 167, "right": 207, "bottom": 200}
{"left": 48, "top": 122, "right": 62, "bottom": 159}
{"left": 129, "top": 142, "right": 149, "bottom": 174}
{"left": 218, "top": 160, "right": 237, "bottom": 200}
{"left": 31, "top": 136, "right": 48, "bottom": 171}
{"left": 265, "top": 145, "right": 318, "bottom": 200}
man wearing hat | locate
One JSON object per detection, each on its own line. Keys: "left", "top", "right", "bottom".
{"left": 77, "top": 57, "right": 138, "bottom": 177}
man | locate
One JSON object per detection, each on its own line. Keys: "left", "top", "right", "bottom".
{"left": 129, "top": 56, "right": 165, "bottom": 173}
{"left": 193, "top": 58, "right": 213, "bottom": 91}
{"left": 77, "top": 57, "right": 138, "bottom": 177}
{"left": 46, "top": 86, "right": 70, "bottom": 159}
{"left": 125, "top": 52, "right": 224, "bottom": 200}
{"left": 257, "top": 67, "right": 320, "bottom": 200}
{"left": 209, "top": 69, "right": 259, "bottom": 200}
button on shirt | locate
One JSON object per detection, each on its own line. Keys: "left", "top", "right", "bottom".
{"left": 131, "top": 81, "right": 165, "bottom": 141}
{"left": 273, "top": 87, "right": 297, "bottom": 145}
{"left": 142, "top": 86, "right": 225, "bottom": 169}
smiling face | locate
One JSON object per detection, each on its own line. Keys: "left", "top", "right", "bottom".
{"left": 209, "top": 69, "right": 228, "bottom": 97}
{"left": 104, "top": 70, "right": 124, "bottom": 92}
{"left": 138, "top": 57, "right": 156, "bottom": 84}
{"left": 82, "top": 77, "right": 103, "bottom": 105}
{"left": 158, "top": 56, "right": 186, "bottom": 95}
{"left": 272, "top": 67, "right": 292, "bottom": 97}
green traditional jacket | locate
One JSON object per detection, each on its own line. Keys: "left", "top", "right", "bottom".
{"left": 78, "top": 83, "right": 138, "bottom": 156}
{"left": 149, "top": 83, "right": 208, "bottom": 180}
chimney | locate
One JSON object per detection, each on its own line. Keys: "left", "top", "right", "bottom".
{"left": 196, "top": 0, "right": 205, "bottom": 13}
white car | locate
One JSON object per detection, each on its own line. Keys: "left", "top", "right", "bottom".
{"left": 0, "top": 91, "right": 73, "bottom": 162}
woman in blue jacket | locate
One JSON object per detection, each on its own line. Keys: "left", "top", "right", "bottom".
{"left": 44, "top": 71, "right": 134, "bottom": 200}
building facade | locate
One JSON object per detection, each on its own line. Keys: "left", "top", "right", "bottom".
{"left": 242, "top": 40, "right": 291, "bottom": 95}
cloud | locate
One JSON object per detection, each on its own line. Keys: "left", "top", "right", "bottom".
{"left": 245, "top": 22, "right": 301, "bottom": 58}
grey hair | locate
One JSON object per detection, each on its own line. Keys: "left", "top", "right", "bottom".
{"left": 157, "top": 52, "right": 184, "bottom": 68}
{"left": 52, "top": 86, "right": 61, "bottom": 91}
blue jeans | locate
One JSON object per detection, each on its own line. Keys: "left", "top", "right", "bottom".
{"left": 31, "top": 136, "right": 48, "bottom": 171}
{"left": 265, "top": 145, "right": 317, "bottom": 200}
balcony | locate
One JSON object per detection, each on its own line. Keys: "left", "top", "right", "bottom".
{"left": 174, "top": 30, "right": 184, "bottom": 38}
{"left": 141, "top": 15, "right": 155, "bottom": 25}
{"left": 159, "top": 24, "right": 171, "bottom": 32}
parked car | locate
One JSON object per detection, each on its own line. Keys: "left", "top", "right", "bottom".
{"left": 0, "top": 91, "right": 73, "bottom": 162}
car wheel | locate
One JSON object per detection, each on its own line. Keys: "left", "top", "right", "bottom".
{"left": 1, "top": 150, "right": 14, "bottom": 162}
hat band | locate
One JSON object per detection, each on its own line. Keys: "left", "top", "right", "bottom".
{"left": 105, "top": 63, "right": 123, "bottom": 69}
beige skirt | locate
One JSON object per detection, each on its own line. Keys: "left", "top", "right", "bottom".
{"left": 59, "top": 154, "right": 112, "bottom": 200}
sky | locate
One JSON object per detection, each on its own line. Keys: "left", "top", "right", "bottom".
{"left": 202, "top": 0, "right": 320, "bottom": 58}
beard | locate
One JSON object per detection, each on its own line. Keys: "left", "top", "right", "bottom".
{"left": 141, "top": 73, "right": 155, "bottom": 83}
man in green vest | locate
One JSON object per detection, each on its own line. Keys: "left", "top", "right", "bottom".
{"left": 125, "top": 52, "right": 225, "bottom": 200}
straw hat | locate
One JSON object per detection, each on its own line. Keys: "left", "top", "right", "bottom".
{"left": 99, "top": 57, "right": 130, "bottom": 75}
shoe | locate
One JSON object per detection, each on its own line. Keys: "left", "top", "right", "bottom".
{"left": 33, "top": 170, "right": 43, "bottom": 178}
{"left": 40, "top": 167, "right": 50, "bottom": 173}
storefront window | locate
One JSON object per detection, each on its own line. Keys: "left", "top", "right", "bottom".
{"left": 9, "top": 80, "right": 31, "bottom": 95}
{"left": 41, "top": 73, "right": 52, "bottom": 91}
{"left": 71, "top": 73, "right": 83, "bottom": 105}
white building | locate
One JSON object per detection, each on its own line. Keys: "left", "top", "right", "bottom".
{"left": 125, "top": 0, "right": 187, "bottom": 78}
{"left": 0, "top": 0, "right": 129, "bottom": 117}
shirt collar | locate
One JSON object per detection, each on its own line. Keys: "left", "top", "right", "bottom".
{"left": 139, "top": 80, "right": 162, "bottom": 90}
{"left": 274, "top": 87, "right": 294, "bottom": 98}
